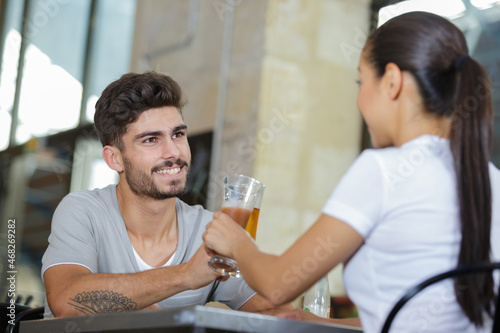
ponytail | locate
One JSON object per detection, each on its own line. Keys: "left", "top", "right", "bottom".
{"left": 450, "top": 55, "right": 494, "bottom": 326}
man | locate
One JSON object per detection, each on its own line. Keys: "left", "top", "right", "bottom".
{"left": 41, "top": 72, "right": 285, "bottom": 317}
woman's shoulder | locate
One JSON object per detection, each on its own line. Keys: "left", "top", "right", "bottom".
{"left": 489, "top": 162, "right": 500, "bottom": 176}
{"left": 489, "top": 162, "right": 500, "bottom": 196}
{"left": 354, "top": 147, "right": 401, "bottom": 170}
{"left": 359, "top": 135, "right": 452, "bottom": 168}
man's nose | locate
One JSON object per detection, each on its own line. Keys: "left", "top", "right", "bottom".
{"left": 161, "top": 138, "right": 181, "bottom": 161}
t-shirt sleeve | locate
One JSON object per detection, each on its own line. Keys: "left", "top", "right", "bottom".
{"left": 210, "top": 277, "right": 256, "bottom": 310}
{"left": 322, "top": 150, "right": 384, "bottom": 238}
{"left": 41, "top": 194, "right": 99, "bottom": 279}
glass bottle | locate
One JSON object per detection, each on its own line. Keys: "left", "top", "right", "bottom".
{"left": 303, "top": 275, "right": 331, "bottom": 318}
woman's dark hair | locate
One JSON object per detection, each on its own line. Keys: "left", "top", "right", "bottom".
{"left": 364, "top": 12, "right": 494, "bottom": 326}
{"left": 94, "top": 71, "right": 186, "bottom": 150}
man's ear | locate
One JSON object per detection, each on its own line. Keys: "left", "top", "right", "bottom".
{"left": 102, "top": 145, "right": 124, "bottom": 173}
{"left": 383, "top": 62, "right": 403, "bottom": 100}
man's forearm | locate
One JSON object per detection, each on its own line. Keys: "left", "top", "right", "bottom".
{"left": 47, "top": 263, "right": 194, "bottom": 317}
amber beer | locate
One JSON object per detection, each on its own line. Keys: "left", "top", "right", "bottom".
{"left": 245, "top": 208, "right": 260, "bottom": 239}
{"left": 221, "top": 207, "right": 252, "bottom": 228}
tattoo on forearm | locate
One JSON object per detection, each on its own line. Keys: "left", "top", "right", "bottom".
{"left": 69, "top": 290, "right": 137, "bottom": 315}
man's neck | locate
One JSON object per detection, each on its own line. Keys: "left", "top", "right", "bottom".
{"left": 115, "top": 181, "right": 178, "bottom": 243}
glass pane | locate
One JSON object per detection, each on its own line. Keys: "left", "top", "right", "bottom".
{"left": 15, "top": 0, "right": 91, "bottom": 144}
{"left": 378, "top": 0, "right": 466, "bottom": 26}
{"left": 0, "top": 0, "right": 24, "bottom": 150}
{"left": 70, "top": 137, "right": 118, "bottom": 192}
{"left": 471, "top": 0, "right": 500, "bottom": 9}
{"left": 455, "top": 4, "right": 500, "bottom": 167}
{"left": 85, "top": 0, "right": 137, "bottom": 122}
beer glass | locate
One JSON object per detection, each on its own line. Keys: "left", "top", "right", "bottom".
{"left": 244, "top": 184, "right": 265, "bottom": 240}
{"left": 208, "top": 174, "right": 264, "bottom": 277}
{"left": 233, "top": 181, "right": 265, "bottom": 278}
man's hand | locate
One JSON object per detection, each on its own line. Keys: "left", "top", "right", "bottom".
{"left": 182, "top": 245, "right": 228, "bottom": 290}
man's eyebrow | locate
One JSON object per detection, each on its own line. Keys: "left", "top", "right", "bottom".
{"left": 133, "top": 125, "right": 187, "bottom": 141}
{"left": 134, "top": 131, "right": 164, "bottom": 141}
{"left": 173, "top": 125, "right": 188, "bottom": 132}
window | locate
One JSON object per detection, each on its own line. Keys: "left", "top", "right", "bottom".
{"left": 0, "top": 0, "right": 136, "bottom": 306}
{"left": 0, "top": 0, "right": 23, "bottom": 150}
{"left": 0, "top": 0, "right": 137, "bottom": 150}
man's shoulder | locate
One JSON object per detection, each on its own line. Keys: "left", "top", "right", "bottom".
{"left": 50, "top": 185, "right": 117, "bottom": 234}
{"left": 176, "top": 199, "right": 213, "bottom": 215}
{"left": 64, "top": 184, "right": 114, "bottom": 199}
{"left": 176, "top": 199, "right": 213, "bottom": 225}
{"left": 58, "top": 185, "right": 116, "bottom": 212}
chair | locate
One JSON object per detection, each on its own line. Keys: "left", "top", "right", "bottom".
{"left": 1, "top": 295, "right": 44, "bottom": 333}
{"left": 0, "top": 301, "right": 29, "bottom": 333}
{"left": 381, "top": 261, "right": 500, "bottom": 333}
{"left": 6, "top": 306, "right": 44, "bottom": 333}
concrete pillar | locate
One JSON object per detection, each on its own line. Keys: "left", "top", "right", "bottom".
{"left": 255, "top": 0, "right": 370, "bottom": 295}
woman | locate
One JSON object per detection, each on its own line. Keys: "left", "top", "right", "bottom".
{"left": 203, "top": 11, "right": 499, "bottom": 332}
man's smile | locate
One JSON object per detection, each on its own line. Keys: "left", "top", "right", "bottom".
{"left": 151, "top": 158, "right": 189, "bottom": 177}
{"left": 155, "top": 167, "right": 182, "bottom": 175}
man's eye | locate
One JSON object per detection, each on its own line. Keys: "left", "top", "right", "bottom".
{"left": 355, "top": 79, "right": 361, "bottom": 86}
{"left": 144, "top": 137, "right": 158, "bottom": 143}
{"left": 173, "top": 132, "right": 185, "bottom": 139}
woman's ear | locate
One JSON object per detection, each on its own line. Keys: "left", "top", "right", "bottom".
{"left": 383, "top": 62, "right": 403, "bottom": 100}
{"left": 102, "top": 145, "right": 124, "bottom": 173}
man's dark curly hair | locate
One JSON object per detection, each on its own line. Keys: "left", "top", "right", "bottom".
{"left": 94, "top": 72, "right": 186, "bottom": 150}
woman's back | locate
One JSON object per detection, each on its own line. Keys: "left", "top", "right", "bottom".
{"left": 329, "top": 135, "right": 500, "bottom": 332}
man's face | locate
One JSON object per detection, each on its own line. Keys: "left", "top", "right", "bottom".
{"left": 119, "top": 106, "right": 191, "bottom": 200}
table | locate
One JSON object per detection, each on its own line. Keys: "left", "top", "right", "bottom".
{"left": 20, "top": 305, "right": 363, "bottom": 332}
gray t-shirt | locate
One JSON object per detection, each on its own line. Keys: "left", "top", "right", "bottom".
{"left": 41, "top": 185, "right": 256, "bottom": 318}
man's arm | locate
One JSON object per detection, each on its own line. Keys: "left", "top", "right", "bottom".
{"left": 44, "top": 245, "right": 220, "bottom": 317}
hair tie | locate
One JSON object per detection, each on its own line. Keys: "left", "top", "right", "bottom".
{"left": 454, "top": 54, "right": 469, "bottom": 71}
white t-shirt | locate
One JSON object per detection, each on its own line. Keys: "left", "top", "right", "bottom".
{"left": 323, "top": 135, "right": 500, "bottom": 333}
{"left": 132, "top": 247, "right": 176, "bottom": 270}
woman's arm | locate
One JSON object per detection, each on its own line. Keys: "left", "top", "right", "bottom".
{"left": 276, "top": 309, "right": 362, "bottom": 327}
{"left": 203, "top": 212, "right": 363, "bottom": 305}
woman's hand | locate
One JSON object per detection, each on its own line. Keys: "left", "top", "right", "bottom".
{"left": 203, "top": 211, "right": 254, "bottom": 259}
{"left": 271, "top": 308, "right": 362, "bottom": 327}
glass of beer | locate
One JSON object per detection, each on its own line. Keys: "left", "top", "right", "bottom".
{"left": 233, "top": 181, "right": 265, "bottom": 278}
{"left": 208, "top": 174, "right": 265, "bottom": 277}
{"left": 245, "top": 184, "right": 265, "bottom": 240}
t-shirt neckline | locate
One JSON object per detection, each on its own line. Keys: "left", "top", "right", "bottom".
{"left": 400, "top": 134, "right": 449, "bottom": 149}
{"left": 110, "top": 185, "right": 183, "bottom": 272}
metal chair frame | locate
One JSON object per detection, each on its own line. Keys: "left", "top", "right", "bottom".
{"left": 6, "top": 306, "right": 44, "bottom": 333}
{"left": 381, "top": 261, "right": 500, "bottom": 333}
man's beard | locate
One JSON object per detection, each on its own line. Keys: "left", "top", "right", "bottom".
{"left": 122, "top": 157, "right": 190, "bottom": 200}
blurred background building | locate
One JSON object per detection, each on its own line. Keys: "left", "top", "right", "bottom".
{"left": 0, "top": 0, "right": 499, "bottom": 316}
